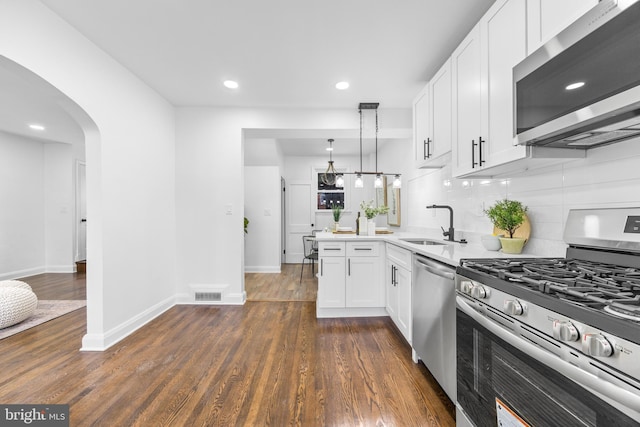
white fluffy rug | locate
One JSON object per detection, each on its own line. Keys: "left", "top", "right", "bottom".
{"left": 0, "top": 300, "right": 86, "bottom": 340}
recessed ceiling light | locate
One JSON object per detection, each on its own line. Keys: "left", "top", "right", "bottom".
{"left": 223, "top": 80, "right": 239, "bottom": 89}
{"left": 565, "top": 81, "right": 585, "bottom": 90}
{"left": 29, "top": 124, "right": 45, "bottom": 131}
{"left": 335, "top": 81, "right": 349, "bottom": 90}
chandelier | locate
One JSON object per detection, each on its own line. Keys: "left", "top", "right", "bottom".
{"left": 320, "top": 138, "right": 342, "bottom": 187}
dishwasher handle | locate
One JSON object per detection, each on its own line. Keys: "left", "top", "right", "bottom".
{"left": 414, "top": 256, "right": 455, "bottom": 280}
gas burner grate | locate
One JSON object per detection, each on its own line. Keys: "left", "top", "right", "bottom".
{"left": 461, "top": 257, "right": 640, "bottom": 321}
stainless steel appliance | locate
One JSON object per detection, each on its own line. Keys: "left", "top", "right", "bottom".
{"left": 514, "top": 0, "right": 640, "bottom": 149}
{"left": 455, "top": 207, "right": 640, "bottom": 426}
{"left": 412, "top": 254, "right": 456, "bottom": 402}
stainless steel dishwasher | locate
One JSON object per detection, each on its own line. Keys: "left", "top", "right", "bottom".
{"left": 412, "top": 254, "right": 456, "bottom": 403}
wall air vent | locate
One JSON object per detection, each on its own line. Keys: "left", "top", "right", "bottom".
{"left": 195, "top": 292, "right": 222, "bottom": 302}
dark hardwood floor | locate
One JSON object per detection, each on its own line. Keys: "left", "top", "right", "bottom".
{"left": 18, "top": 272, "right": 86, "bottom": 300}
{"left": 0, "top": 268, "right": 455, "bottom": 426}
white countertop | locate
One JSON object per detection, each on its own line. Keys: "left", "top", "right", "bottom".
{"left": 314, "top": 231, "right": 532, "bottom": 267}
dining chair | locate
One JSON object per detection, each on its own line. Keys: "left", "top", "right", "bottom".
{"left": 300, "top": 235, "right": 318, "bottom": 283}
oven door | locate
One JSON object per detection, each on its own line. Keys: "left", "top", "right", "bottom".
{"left": 456, "top": 296, "right": 640, "bottom": 426}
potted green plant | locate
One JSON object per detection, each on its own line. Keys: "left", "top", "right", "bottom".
{"left": 484, "top": 199, "right": 528, "bottom": 254}
{"left": 360, "top": 200, "right": 390, "bottom": 236}
{"left": 244, "top": 217, "right": 249, "bottom": 234}
{"left": 331, "top": 203, "right": 343, "bottom": 231}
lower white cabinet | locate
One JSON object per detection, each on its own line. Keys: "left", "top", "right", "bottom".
{"left": 385, "top": 244, "right": 412, "bottom": 343}
{"left": 317, "top": 241, "right": 385, "bottom": 317}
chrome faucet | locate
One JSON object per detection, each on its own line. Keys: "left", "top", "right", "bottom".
{"left": 426, "top": 204, "right": 465, "bottom": 243}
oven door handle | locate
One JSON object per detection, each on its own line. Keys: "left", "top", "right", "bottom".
{"left": 456, "top": 296, "right": 640, "bottom": 413}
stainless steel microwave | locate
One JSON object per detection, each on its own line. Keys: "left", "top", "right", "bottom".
{"left": 514, "top": 0, "right": 640, "bottom": 149}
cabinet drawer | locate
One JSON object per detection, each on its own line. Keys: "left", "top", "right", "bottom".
{"left": 386, "top": 244, "right": 412, "bottom": 271}
{"left": 319, "top": 242, "right": 346, "bottom": 257}
{"left": 346, "top": 241, "right": 379, "bottom": 257}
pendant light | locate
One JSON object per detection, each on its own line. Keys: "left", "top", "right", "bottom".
{"left": 321, "top": 139, "right": 337, "bottom": 186}
{"left": 350, "top": 103, "right": 402, "bottom": 189}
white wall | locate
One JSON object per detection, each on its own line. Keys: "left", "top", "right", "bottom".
{"left": 0, "top": 132, "right": 45, "bottom": 278}
{"left": 0, "top": 132, "right": 76, "bottom": 279}
{"left": 244, "top": 166, "right": 281, "bottom": 272}
{"left": 406, "top": 137, "right": 640, "bottom": 256}
{"left": 0, "top": 0, "right": 177, "bottom": 350}
{"left": 44, "top": 142, "right": 75, "bottom": 273}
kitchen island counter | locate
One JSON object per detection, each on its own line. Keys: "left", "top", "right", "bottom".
{"left": 313, "top": 231, "right": 527, "bottom": 267}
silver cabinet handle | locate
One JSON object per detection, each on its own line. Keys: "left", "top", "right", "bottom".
{"left": 456, "top": 296, "right": 640, "bottom": 413}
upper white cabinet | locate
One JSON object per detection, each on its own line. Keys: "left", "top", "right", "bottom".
{"left": 526, "top": 0, "right": 598, "bottom": 55}
{"left": 451, "top": 23, "right": 483, "bottom": 176}
{"left": 452, "top": 0, "right": 528, "bottom": 177}
{"left": 413, "top": 59, "right": 452, "bottom": 168}
{"left": 413, "top": 85, "right": 429, "bottom": 166}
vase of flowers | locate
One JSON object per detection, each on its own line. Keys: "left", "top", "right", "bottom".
{"left": 360, "top": 200, "right": 390, "bottom": 236}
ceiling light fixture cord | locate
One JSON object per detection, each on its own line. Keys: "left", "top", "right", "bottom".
{"left": 359, "top": 108, "right": 363, "bottom": 172}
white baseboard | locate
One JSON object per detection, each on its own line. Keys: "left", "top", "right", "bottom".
{"left": 175, "top": 284, "right": 247, "bottom": 305}
{"left": 46, "top": 264, "right": 76, "bottom": 273}
{"left": 316, "top": 307, "right": 388, "bottom": 318}
{"left": 0, "top": 267, "right": 45, "bottom": 281}
{"left": 80, "top": 295, "right": 176, "bottom": 351}
{"left": 244, "top": 266, "right": 281, "bottom": 273}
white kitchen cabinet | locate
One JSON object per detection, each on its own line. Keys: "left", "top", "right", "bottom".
{"left": 452, "top": 0, "right": 528, "bottom": 177}
{"left": 451, "top": 23, "right": 482, "bottom": 177}
{"left": 317, "top": 245, "right": 346, "bottom": 308}
{"left": 413, "top": 59, "right": 452, "bottom": 169}
{"left": 317, "top": 241, "right": 385, "bottom": 317}
{"left": 526, "top": 0, "right": 598, "bottom": 55}
{"left": 412, "top": 85, "right": 429, "bottom": 166}
{"left": 385, "top": 244, "right": 412, "bottom": 343}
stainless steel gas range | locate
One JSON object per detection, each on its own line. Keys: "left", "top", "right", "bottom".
{"left": 455, "top": 208, "right": 640, "bottom": 427}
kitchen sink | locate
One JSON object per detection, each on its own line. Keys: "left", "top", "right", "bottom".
{"left": 399, "top": 238, "right": 447, "bottom": 246}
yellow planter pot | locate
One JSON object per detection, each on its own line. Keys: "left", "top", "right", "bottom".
{"left": 499, "top": 237, "right": 526, "bottom": 254}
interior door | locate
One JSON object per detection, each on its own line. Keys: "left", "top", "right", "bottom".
{"left": 76, "top": 161, "right": 87, "bottom": 262}
{"left": 281, "top": 177, "right": 286, "bottom": 264}
{"left": 286, "top": 181, "right": 313, "bottom": 263}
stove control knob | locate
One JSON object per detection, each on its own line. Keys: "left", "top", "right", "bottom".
{"left": 459, "top": 280, "right": 474, "bottom": 294}
{"left": 552, "top": 320, "right": 580, "bottom": 342}
{"left": 470, "top": 285, "right": 488, "bottom": 299}
{"left": 582, "top": 334, "right": 613, "bottom": 358}
{"left": 503, "top": 300, "right": 524, "bottom": 316}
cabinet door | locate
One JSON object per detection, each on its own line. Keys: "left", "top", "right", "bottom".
{"left": 395, "top": 266, "right": 412, "bottom": 343}
{"left": 480, "top": 0, "right": 527, "bottom": 169}
{"left": 317, "top": 257, "right": 345, "bottom": 308}
{"left": 527, "top": 0, "right": 598, "bottom": 54}
{"left": 385, "top": 260, "right": 398, "bottom": 319}
{"left": 429, "top": 59, "right": 452, "bottom": 162}
{"left": 451, "top": 23, "right": 482, "bottom": 177}
{"left": 346, "top": 257, "right": 383, "bottom": 307}
{"left": 413, "top": 85, "right": 430, "bottom": 166}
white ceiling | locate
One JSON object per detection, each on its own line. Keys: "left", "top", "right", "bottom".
{"left": 2, "top": 0, "right": 496, "bottom": 150}
{"left": 38, "top": 0, "right": 495, "bottom": 109}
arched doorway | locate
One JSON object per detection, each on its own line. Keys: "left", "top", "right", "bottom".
{"left": 0, "top": 56, "right": 99, "bottom": 340}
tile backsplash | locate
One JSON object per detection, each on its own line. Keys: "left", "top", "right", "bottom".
{"left": 407, "top": 138, "right": 640, "bottom": 257}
